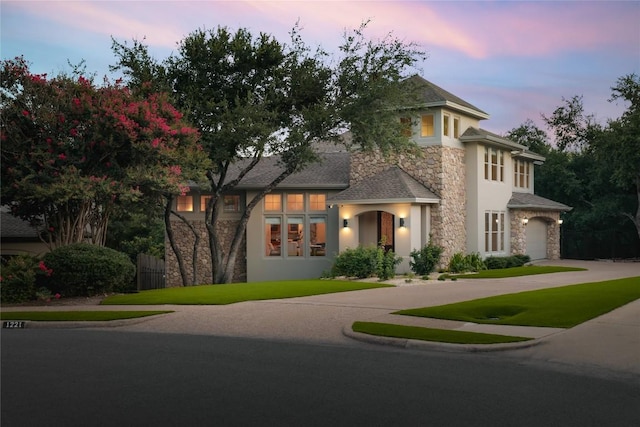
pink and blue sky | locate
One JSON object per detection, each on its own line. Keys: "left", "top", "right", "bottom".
{"left": 2, "top": 0, "right": 639, "bottom": 136}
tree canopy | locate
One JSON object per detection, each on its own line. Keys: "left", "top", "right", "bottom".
{"left": 507, "top": 73, "right": 640, "bottom": 258}
{"left": 111, "top": 23, "right": 426, "bottom": 283}
{"left": 1, "top": 57, "right": 209, "bottom": 247}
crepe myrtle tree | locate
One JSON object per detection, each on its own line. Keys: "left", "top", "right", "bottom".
{"left": 112, "top": 22, "right": 426, "bottom": 284}
{"left": 0, "top": 57, "right": 209, "bottom": 251}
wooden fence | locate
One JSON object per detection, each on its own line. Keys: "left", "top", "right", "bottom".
{"left": 137, "top": 253, "right": 165, "bottom": 291}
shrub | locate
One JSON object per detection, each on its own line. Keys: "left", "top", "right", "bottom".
{"left": 0, "top": 255, "right": 40, "bottom": 303}
{"left": 409, "top": 240, "right": 444, "bottom": 276}
{"left": 332, "top": 243, "right": 400, "bottom": 280}
{"left": 448, "top": 252, "right": 486, "bottom": 274}
{"left": 42, "top": 243, "right": 136, "bottom": 296}
{"left": 485, "top": 254, "right": 532, "bottom": 270}
{"left": 331, "top": 246, "right": 378, "bottom": 279}
{"left": 376, "top": 246, "right": 401, "bottom": 281}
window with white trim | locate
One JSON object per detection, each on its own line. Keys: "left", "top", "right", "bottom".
{"left": 484, "top": 147, "right": 504, "bottom": 182}
{"left": 421, "top": 114, "right": 434, "bottom": 137}
{"left": 485, "top": 211, "right": 505, "bottom": 253}
{"left": 513, "top": 159, "right": 530, "bottom": 189}
{"left": 443, "top": 113, "right": 451, "bottom": 137}
{"left": 453, "top": 117, "right": 460, "bottom": 138}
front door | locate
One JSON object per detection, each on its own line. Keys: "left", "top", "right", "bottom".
{"left": 377, "top": 211, "right": 395, "bottom": 252}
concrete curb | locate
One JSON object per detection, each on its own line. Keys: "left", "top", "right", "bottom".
{"left": 2, "top": 312, "right": 172, "bottom": 330}
{"left": 342, "top": 325, "right": 547, "bottom": 353}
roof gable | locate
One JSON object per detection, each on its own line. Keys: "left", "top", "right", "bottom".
{"left": 406, "top": 75, "right": 489, "bottom": 119}
{"left": 327, "top": 166, "right": 440, "bottom": 205}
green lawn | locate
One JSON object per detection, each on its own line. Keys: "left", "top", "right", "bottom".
{"left": 102, "top": 279, "right": 392, "bottom": 305}
{"left": 396, "top": 276, "right": 640, "bottom": 328}
{"left": 0, "top": 311, "right": 172, "bottom": 321}
{"left": 352, "top": 321, "right": 531, "bottom": 344}
{"left": 449, "top": 265, "right": 586, "bottom": 279}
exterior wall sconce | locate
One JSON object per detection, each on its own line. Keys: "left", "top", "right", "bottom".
{"left": 343, "top": 218, "right": 349, "bottom": 228}
{"left": 399, "top": 218, "right": 406, "bottom": 228}
{"left": 557, "top": 219, "right": 563, "bottom": 225}
{"left": 522, "top": 217, "right": 529, "bottom": 225}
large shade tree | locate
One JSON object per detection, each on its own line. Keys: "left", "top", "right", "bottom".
{"left": 506, "top": 73, "right": 640, "bottom": 258}
{"left": 1, "top": 57, "right": 208, "bottom": 249}
{"left": 112, "top": 23, "right": 426, "bottom": 283}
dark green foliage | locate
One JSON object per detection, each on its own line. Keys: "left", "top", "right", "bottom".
{"left": 484, "top": 255, "right": 531, "bottom": 270}
{"left": 409, "top": 240, "right": 444, "bottom": 275}
{"left": 0, "top": 255, "right": 37, "bottom": 303}
{"left": 376, "top": 246, "right": 401, "bottom": 281}
{"left": 332, "top": 246, "right": 378, "bottom": 279}
{"left": 42, "top": 243, "right": 135, "bottom": 296}
{"left": 332, "top": 244, "right": 400, "bottom": 280}
{"left": 448, "top": 252, "right": 486, "bottom": 274}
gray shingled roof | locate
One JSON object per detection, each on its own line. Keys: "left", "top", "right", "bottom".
{"left": 1, "top": 211, "right": 40, "bottom": 240}
{"left": 231, "top": 152, "right": 350, "bottom": 189}
{"left": 327, "top": 166, "right": 440, "bottom": 204}
{"left": 507, "top": 192, "right": 572, "bottom": 211}
{"left": 407, "top": 75, "right": 489, "bottom": 117}
{"left": 460, "top": 127, "right": 546, "bottom": 161}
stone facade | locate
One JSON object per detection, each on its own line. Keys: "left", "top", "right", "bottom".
{"left": 349, "top": 145, "right": 467, "bottom": 264}
{"left": 509, "top": 209, "right": 562, "bottom": 260}
{"left": 165, "top": 218, "right": 247, "bottom": 287}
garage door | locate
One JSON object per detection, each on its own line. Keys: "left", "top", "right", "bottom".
{"left": 526, "top": 218, "right": 547, "bottom": 260}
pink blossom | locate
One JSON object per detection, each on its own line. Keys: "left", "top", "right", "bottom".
{"left": 151, "top": 138, "right": 161, "bottom": 148}
{"left": 22, "top": 110, "right": 29, "bottom": 117}
{"left": 72, "top": 98, "right": 81, "bottom": 107}
{"left": 58, "top": 153, "right": 67, "bottom": 160}
{"left": 70, "top": 128, "right": 78, "bottom": 137}
{"left": 169, "top": 165, "right": 182, "bottom": 176}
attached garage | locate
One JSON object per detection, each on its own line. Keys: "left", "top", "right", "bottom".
{"left": 526, "top": 218, "right": 547, "bottom": 260}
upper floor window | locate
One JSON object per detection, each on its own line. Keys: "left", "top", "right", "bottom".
{"left": 421, "top": 114, "right": 434, "bottom": 137}
{"left": 265, "top": 194, "right": 282, "bottom": 211}
{"left": 400, "top": 117, "right": 412, "bottom": 137}
{"left": 453, "top": 117, "right": 460, "bottom": 138}
{"left": 514, "top": 160, "right": 530, "bottom": 189}
{"left": 443, "top": 114, "right": 450, "bottom": 137}
{"left": 309, "top": 194, "right": 326, "bottom": 211}
{"left": 287, "top": 193, "right": 304, "bottom": 211}
{"left": 484, "top": 147, "right": 504, "bottom": 182}
{"left": 176, "top": 195, "right": 193, "bottom": 212}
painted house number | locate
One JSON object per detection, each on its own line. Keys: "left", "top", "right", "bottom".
{"left": 3, "top": 321, "right": 26, "bottom": 329}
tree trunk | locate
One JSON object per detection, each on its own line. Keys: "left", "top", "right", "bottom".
{"left": 164, "top": 195, "right": 190, "bottom": 287}
{"left": 170, "top": 209, "right": 201, "bottom": 286}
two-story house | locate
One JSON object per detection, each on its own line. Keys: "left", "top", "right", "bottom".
{"left": 166, "top": 76, "right": 570, "bottom": 285}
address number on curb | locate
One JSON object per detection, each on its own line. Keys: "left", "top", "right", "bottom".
{"left": 3, "top": 321, "right": 26, "bottom": 329}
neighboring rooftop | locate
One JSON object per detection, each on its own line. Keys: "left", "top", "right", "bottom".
{"left": 1, "top": 211, "right": 40, "bottom": 240}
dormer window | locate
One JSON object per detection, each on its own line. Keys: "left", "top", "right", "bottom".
{"left": 421, "top": 114, "right": 434, "bottom": 137}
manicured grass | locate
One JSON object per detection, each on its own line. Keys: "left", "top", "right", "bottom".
{"left": 449, "top": 265, "right": 586, "bottom": 279}
{"left": 0, "top": 311, "right": 172, "bottom": 321}
{"left": 396, "top": 276, "right": 640, "bottom": 328}
{"left": 352, "top": 321, "right": 531, "bottom": 344}
{"left": 102, "top": 279, "right": 392, "bottom": 305}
